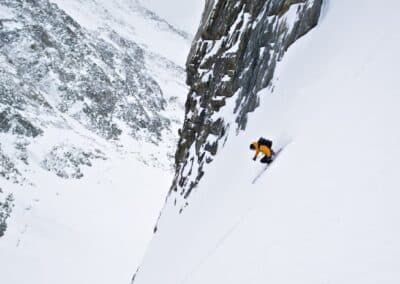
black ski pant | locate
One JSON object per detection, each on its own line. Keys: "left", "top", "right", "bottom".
{"left": 260, "top": 155, "right": 273, "bottom": 164}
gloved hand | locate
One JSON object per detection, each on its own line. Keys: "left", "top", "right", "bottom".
{"left": 253, "top": 157, "right": 256, "bottom": 161}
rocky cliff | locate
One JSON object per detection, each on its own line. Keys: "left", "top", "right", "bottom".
{"left": 1, "top": 0, "right": 173, "bottom": 141}
{"left": 167, "top": 0, "right": 322, "bottom": 213}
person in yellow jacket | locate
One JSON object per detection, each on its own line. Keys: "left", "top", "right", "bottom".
{"left": 250, "top": 137, "right": 275, "bottom": 164}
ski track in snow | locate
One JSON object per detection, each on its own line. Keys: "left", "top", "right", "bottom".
{"left": 180, "top": 206, "right": 256, "bottom": 284}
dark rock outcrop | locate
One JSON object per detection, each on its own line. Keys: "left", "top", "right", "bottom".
{"left": 41, "top": 145, "right": 106, "bottom": 179}
{"left": 0, "top": 190, "right": 14, "bottom": 238}
{"left": 0, "top": 144, "right": 22, "bottom": 183}
{"left": 0, "top": 109, "right": 43, "bottom": 137}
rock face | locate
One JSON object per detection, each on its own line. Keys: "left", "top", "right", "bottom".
{"left": 169, "top": 0, "right": 322, "bottom": 210}
{"left": 0, "top": 144, "right": 22, "bottom": 183}
{"left": 41, "top": 145, "right": 106, "bottom": 179}
{"left": 0, "top": 190, "right": 13, "bottom": 238}
{"left": 0, "top": 0, "right": 170, "bottom": 141}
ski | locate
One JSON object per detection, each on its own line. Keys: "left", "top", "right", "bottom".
{"left": 251, "top": 147, "right": 284, "bottom": 184}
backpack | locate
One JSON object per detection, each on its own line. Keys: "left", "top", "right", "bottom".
{"left": 258, "top": 137, "right": 272, "bottom": 148}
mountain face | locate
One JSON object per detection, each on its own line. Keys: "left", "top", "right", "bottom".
{"left": 0, "top": 0, "right": 187, "bottom": 236}
{"left": 164, "top": 0, "right": 322, "bottom": 219}
{"left": 1, "top": 0, "right": 180, "bottom": 142}
{"left": 0, "top": 0, "right": 193, "bottom": 283}
{"left": 133, "top": 0, "right": 400, "bottom": 283}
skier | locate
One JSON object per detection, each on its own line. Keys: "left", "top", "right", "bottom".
{"left": 250, "top": 137, "right": 275, "bottom": 164}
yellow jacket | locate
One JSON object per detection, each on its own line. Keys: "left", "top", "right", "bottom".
{"left": 251, "top": 141, "right": 272, "bottom": 159}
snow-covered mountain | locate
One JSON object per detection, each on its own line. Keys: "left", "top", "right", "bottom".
{"left": 0, "top": 0, "right": 198, "bottom": 283}
{"left": 133, "top": 0, "right": 400, "bottom": 283}
{"left": 50, "top": 0, "right": 191, "bottom": 65}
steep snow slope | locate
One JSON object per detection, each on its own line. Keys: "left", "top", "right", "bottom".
{"left": 134, "top": 1, "right": 400, "bottom": 283}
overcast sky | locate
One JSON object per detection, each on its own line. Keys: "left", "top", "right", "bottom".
{"left": 140, "top": 0, "right": 205, "bottom": 35}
